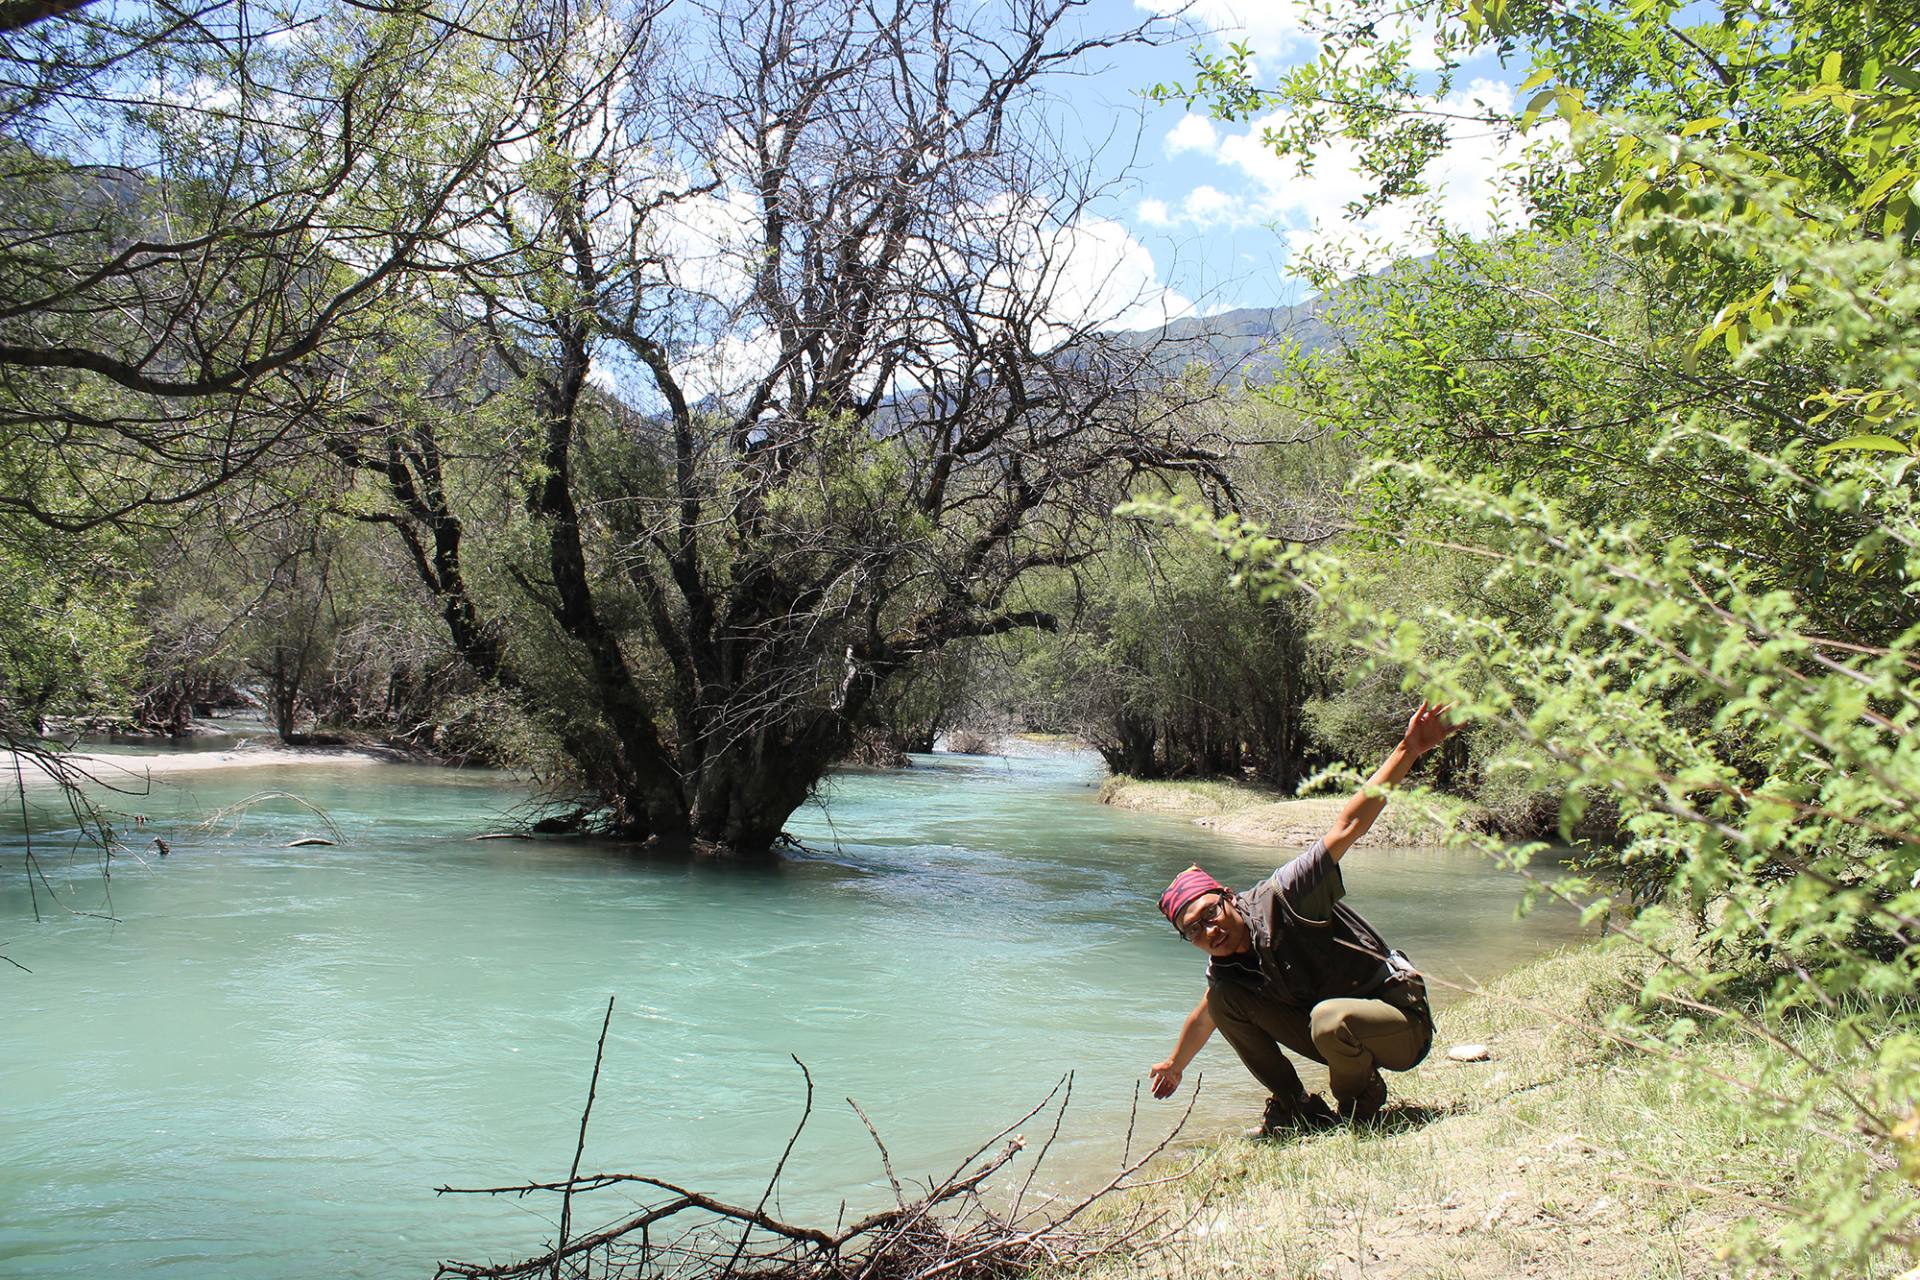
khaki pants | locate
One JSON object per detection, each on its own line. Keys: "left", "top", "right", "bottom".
{"left": 1207, "top": 978, "right": 1431, "bottom": 1104}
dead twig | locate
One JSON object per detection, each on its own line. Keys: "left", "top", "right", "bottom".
{"left": 436, "top": 1048, "right": 1210, "bottom": 1280}
{"left": 555, "top": 996, "right": 616, "bottom": 1278}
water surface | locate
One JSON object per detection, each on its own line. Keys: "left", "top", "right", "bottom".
{"left": 0, "top": 747, "right": 1587, "bottom": 1277}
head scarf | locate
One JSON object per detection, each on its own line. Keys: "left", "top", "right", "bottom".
{"left": 1159, "top": 865, "right": 1226, "bottom": 931}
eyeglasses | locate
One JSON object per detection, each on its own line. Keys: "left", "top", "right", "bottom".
{"left": 1179, "top": 894, "right": 1228, "bottom": 943}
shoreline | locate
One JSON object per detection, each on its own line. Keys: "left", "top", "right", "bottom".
{"left": 1067, "top": 938, "right": 1795, "bottom": 1280}
{"left": 6, "top": 742, "right": 408, "bottom": 786}
{"left": 1079, "top": 778, "right": 1826, "bottom": 1277}
{"left": 1097, "top": 774, "right": 1457, "bottom": 849}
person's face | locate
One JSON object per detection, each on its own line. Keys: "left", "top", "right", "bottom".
{"left": 1176, "top": 890, "right": 1249, "bottom": 957}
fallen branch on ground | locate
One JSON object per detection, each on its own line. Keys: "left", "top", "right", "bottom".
{"left": 434, "top": 1018, "right": 1205, "bottom": 1280}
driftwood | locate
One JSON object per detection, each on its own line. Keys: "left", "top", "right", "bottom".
{"left": 434, "top": 1005, "right": 1206, "bottom": 1280}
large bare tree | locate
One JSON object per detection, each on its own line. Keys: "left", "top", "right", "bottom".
{"left": 336, "top": 0, "right": 1228, "bottom": 854}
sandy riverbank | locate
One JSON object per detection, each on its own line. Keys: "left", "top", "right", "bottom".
{"left": 7, "top": 743, "right": 402, "bottom": 786}
{"left": 1097, "top": 775, "right": 1457, "bottom": 849}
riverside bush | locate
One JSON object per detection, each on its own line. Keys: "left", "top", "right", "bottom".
{"left": 1136, "top": 2, "right": 1920, "bottom": 1262}
{"left": 1133, "top": 433, "right": 1920, "bottom": 1273}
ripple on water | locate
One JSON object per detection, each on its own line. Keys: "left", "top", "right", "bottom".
{"left": 0, "top": 747, "right": 1589, "bottom": 1280}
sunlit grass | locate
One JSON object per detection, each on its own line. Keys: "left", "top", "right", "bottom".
{"left": 1054, "top": 938, "right": 1905, "bottom": 1280}
{"left": 1096, "top": 775, "right": 1291, "bottom": 816}
{"left": 1096, "top": 775, "right": 1447, "bottom": 845}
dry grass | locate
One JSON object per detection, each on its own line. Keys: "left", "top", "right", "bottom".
{"left": 1053, "top": 943, "right": 1847, "bottom": 1280}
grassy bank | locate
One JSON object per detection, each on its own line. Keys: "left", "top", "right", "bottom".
{"left": 1097, "top": 775, "right": 1456, "bottom": 849}
{"left": 1064, "top": 938, "right": 1887, "bottom": 1280}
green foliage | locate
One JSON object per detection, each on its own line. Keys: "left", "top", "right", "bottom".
{"left": 1000, "top": 526, "right": 1335, "bottom": 786}
{"left": 1170, "top": 0, "right": 1920, "bottom": 455}
{"left": 1143, "top": 0, "right": 1920, "bottom": 1265}
{"left": 0, "top": 523, "right": 142, "bottom": 737}
{"left": 1134, "top": 430, "right": 1920, "bottom": 1270}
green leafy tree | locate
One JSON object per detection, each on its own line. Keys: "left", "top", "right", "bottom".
{"left": 1142, "top": 433, "right": 1920, "bottom": 1273}
{"left": 1139, "top": 0, "right": 1920, "bottom": 1266}
{"left": 332, "top": 0, "right": 1224, "bottom": 853}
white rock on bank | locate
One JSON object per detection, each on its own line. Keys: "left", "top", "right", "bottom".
{"left": 1447, "top": 1043, "right": 1493, "bottom": 1062}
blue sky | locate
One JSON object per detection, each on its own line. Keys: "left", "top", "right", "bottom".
{"left": 1051, "top": 0, "right": 1535, "bottom": 321}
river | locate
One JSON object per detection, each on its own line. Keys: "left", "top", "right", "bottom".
{"left": 0, "top": 743, "right": 1588, "bottom": 1277}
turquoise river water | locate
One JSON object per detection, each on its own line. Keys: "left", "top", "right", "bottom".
{"left": 0, "top": 745, "right": 1588, "bottom": 1277}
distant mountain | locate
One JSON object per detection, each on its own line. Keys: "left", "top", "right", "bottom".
{"left": 1109, "top": 295, "right": 1340, "bottom": 388}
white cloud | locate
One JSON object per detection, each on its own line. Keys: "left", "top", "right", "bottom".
{"left": 1138, "top": 197, "right": 1173, "bottom": 227}
{"left": 1134, "top": 0, "right": 1314, "bottom": 63}
{"left": 1045, "top": 215, "right": 1195, "bottom": 331}
{"left": 656, "top": 203, "right": 1193, "bottom": 401}
{"left": 1153, "top": 80, "right": 1554, "bottom": 272}
{"left": 969, "top": 198, "right": 1195, "bottom": 340}
{"left": 670, "top": 328, "right": 783, "bottom": 404}
{"left": 1182, "top": 185, "right": 1236, "bottom": 225}
{"left": 655, "top": 187, "right": 763, "bottom": 309}
{"left": 1164, "top": 113, "right": 1219, "bottom": 157}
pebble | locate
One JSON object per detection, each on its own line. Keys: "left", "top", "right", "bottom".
{"left": 1447, "top": 1043, "right": 1493, "bottom": 1062}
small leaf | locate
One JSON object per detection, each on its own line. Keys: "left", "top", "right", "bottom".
{"left": 1820, "top": 51, "right": 1843, "bottom": 84}
{"left": 1816, "top": 434, "right": 1914, "bottom": 456}
{"left": 1521, "top": 88, "right": 1558, "bottom": 127}
{"left": 1854, "top": 166, "right": 1913, "bottom": 211}
{"left": 1680, "top": 116, "right": 1730, "bottom": 137}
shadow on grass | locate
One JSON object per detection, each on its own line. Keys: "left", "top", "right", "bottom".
{"left": 1232, "top": 1101, "right": 1459, "bottom": 1148}
{"left": 1361, "top": 1101, "right": 1459, "bottom": 1135}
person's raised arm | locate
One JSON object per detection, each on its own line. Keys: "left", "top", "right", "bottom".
{"left": 1149, "top": 992, "right": 1214, "bottom": 1099}
{"left": 1320, "top": 701, "right": 1458, "bottom": 862}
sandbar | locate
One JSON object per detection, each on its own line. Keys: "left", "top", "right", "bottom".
{"left": 6, "top": 744, "right": 397, "bottom": 787}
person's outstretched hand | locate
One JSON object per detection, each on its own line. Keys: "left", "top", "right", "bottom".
{"left": 1149, "top": 1060, "right": 1183, "bottom": 1099}
{"left": 1402, "top": 701, "right": 1459, "bottom": 759}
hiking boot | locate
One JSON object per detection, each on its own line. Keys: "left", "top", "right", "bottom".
{"left": 1337, "top": 1071, "right": 1388, "bottom": 1126}
{"left": 1244, "top": 1092, "right": 1339, "bottom": 1139}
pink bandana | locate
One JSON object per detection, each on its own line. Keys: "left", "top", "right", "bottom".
{"left": 1159, "top": 865, "right": 1226, "bottom": 930}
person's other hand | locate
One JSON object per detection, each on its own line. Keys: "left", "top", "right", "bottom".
{"left": 1402, "top": 701, "right": 1459, "bottom": 758}
{"left": 1149, "top": 1060, "right": 1183, "bottom": 1099}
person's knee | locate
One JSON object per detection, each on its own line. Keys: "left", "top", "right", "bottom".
{"left": 1309, "top": 1003, "right": 1358, "bottom": 1056}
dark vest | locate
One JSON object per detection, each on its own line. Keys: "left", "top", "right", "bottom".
{"left": 1209, "top": 876, "right": 1396, "bottom": 1009}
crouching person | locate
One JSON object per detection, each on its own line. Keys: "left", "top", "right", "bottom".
{"left": 1148, "top": 702, "right": 1457, "bottom": 1135}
